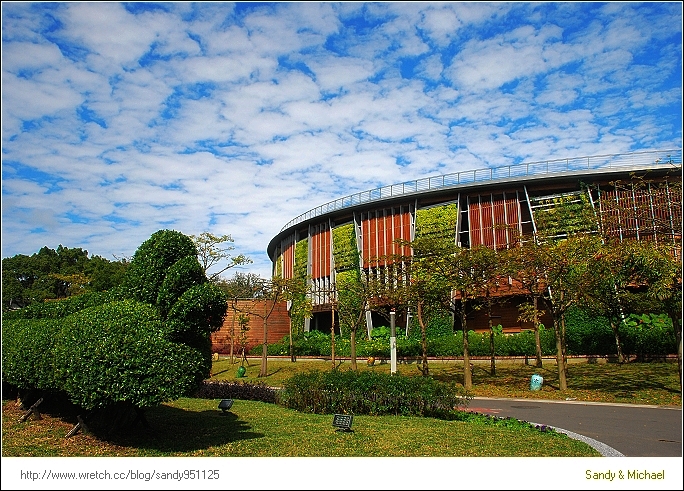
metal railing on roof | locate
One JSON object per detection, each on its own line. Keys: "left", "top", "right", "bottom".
{"left": 280, "top": 148, "right": 682, "bottom": 232}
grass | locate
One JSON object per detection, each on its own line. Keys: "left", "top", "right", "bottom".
{"left": 2, "top": 397, "right": 599, "bottom": 457}
{"left": 3, "top": 357, "right": 679, "bottom": 458}
{"left": 211, "top": 356, "right": 682, "bottom": 407}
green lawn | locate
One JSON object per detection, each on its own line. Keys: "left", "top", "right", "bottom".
{"left": 3, "top": 357, "right": 679, "bottom": 457}
{"left": 211, "top": 356, "right": 682, "bottom": 406}
{"left": 2, "top": 397, "right": 599, "bottom": 457}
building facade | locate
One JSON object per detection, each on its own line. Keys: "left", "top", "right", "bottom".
{"left": 267, "top": 149, "right": 682, "bottom": 338}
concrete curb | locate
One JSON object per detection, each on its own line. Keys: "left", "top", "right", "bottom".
{"left": 528, "top": 422, "right": 625, "bottom": 457}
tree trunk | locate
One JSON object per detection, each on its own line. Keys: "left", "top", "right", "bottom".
{"left": 669, "top": 308, "right": 682, "bottom": 394}
{"left": 560, "top": 313, "right": 569, "bottom": 381}
{"left": 331, "top": 308, "right": 336, "bottom": 370}
{"left": 552, "top": 314, "right": 567, "bottom": 391}
{"left": 533, "top": 296, "right": 543, "bottom": 368}
{"left": 487, "top": 293, "right": 495, "bottom": 376}
{"left": 609, "top": 318, "right": 625, "bottom": 364}
{"left": 461, "top": 297, "right": 472, "bottom": 390}
{"left": 229, "top": 303, "right": 236, "bottom": 364}
{"left": 417, "top": 301, "right": 429, "bottom": 376}
{"left": 259, "top": 304, "right": 269, "bottom": 378}
{"left": 229, "top": 326, "right": 235, "bottom": 364}
{"left": 350, "top": 328, "right": 357, "bottom": 371}
{"left": 289, "top": 311, "right": 296, "bottom": 362}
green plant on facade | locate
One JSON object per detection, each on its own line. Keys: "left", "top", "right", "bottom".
{"left": 331, "top": 222, "right": 364, "bottom": 337}
{"left": 410, "top": 203, "right": 460, "bottom": 337}
{"left": 533, "top": 190, "right": 598, "bottom": 240}
{"left": 286, "top": 238, "right": 310, "bottom": 335}
{"left": 415, "top": 203, "right": 458, "bottom": 241}
{"left": 275, "top": 252, "right": 282, "bottom": 278}
{"left": 332, "top": 223, "right": 359, "bottom": 272}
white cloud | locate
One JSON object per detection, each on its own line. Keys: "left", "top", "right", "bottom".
{"left": 1, "top": 2, "right": 681, "bottom": 279}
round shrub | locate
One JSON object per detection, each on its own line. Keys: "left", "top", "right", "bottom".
{"left": 167, "top": 282, "right": 228, "bottom": 335}
{"left": 2, "top": 318, "right": 60, "bottom": 391}
{"left": 52, "top": 301, "right": 203, "bottom": 409}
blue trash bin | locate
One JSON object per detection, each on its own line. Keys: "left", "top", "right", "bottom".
{"left": 530, "top": 374, "right": 543, "bottom": 391}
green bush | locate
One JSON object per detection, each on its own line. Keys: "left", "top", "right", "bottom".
{"left": 564, "top": 306, "right": 615, "bottom": 355}
{"left": 620, "top": 313, "right": 676, "bottom": 359}
{"left": 156, "top": 256, "right": 206, "bottom": 315}
{"left": 122, "top": 230, "right": 197, "bottom": 305}
{"left": 408, "top": 312, "right": 454, "bottom": 339}
{"left": 2, "top": 318, "right": 60, "bottom": 391}
{"left": 2, "top": 229, "right": 227, "bottom": 413}
{"left": 52, "top": 301, "right": 203, "bottom": 409}
{"left": 2, "top": 289, "right": 123, "bottom": 321}
{"left": 427, "top": 334, "right": 463, "bottom": 357}
{"left": 278, "top": 369, "right": 469, "bottom": 417}
{"left": 261, "top": 309, "right": 674, "bottom": 359}
{"left": 194, "top": 380, "right": 279, "bottom": 403}
{"left": 370, "top": 326, "right": 391, "bottom": 339}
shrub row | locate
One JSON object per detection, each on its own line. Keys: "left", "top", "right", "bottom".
{"left": 194, "top": 380, "right": 279, "bottom": 404}
{"left": 277, "top": 369, "right": 469, "bottom": 417}
{"left": 258, "top": 311, "right": 676, "bottom": 359}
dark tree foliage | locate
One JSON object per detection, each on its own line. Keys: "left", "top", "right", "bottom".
{"left": 2, "top": 245, "right": 128, "bottom": 311}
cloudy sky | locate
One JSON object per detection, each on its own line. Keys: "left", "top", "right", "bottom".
{"left": 2, "top": 2, "right": 682, "bottom": 279}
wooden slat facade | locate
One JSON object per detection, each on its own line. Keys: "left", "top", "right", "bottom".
{"left": 360, "top": 206, "right": 412, "bottom": 268}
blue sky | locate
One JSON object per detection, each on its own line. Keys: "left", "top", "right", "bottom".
{"left": 2, "top": 2, "right": 682, "bottom": 279}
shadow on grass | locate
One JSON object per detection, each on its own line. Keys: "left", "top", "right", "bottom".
{"left": 8, "top": 392, "right": 265, "bottom": 453}
{"left": 265, "top": 367, "right": 283, "bottom": 377}
{"left": 564, "top": 363, "right": 681, "bottom": 395}
{"left": 429, "top": 362, "right": 680, "bottom": 398}
{"left": 94, "top": 405, "right": 265, "bottom": 452}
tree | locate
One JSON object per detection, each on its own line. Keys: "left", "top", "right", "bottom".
{"left": 538, "top": 234, "right": 601, "bottom": 391}
{"left": 579, "top": 239, "right": 636, "bottom": 364}
{"left": 190, "top": 232, "right": 252, "bottom": 281}
{"left": 282, "top": 275, "right": 312, "bottom": 363}
{"left": 85, "top": 254, "right": 129, "bottom": 292}
{"left": 402, "top": 205, "right": 460, "bottom": 378}
{"left": 504, "top": 238, "right": 551, "bottom": 368}
{"left": 218, "top": 272, "right": 266, "bottom": 299}
{"left": 219, "top": 272, "right": 267, "bottom": 363}
{"left": 468, "top": 245, "right": 504, "bottom": 376}
{"left": 446, "top": 245, "right": 510, "bottom": 388}
{"left": 407, "top": 235, "right": 467, "bottom": 381}
{"left": 2, "top": 246, "right": 129, "bottom": 311}
{"left": 337, "top": 266, "right": 388, "bottom": 371}
{"left": 628, "top": 241, "right": 682, "bottom": 391}
{"left": 230, "top": 276, "right": 289, "bottom": 377}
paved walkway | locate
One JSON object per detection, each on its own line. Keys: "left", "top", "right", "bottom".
{"left": 468, "top": 396, "right": 682, "bottom": 457}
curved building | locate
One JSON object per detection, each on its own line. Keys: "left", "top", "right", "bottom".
{"left": 267, "top": 149, "right": 682, "bottom": 336}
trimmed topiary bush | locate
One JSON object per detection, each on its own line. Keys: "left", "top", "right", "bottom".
{"left": 2, "top": 229, "right": 227, "bottom": 412}
{"left": 52, "top": 300, "right": 204, "bottom": 409}
{"left": 122, "top": 229, "right": 198, "bottom": 305}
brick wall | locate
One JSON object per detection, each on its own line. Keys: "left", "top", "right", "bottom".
{"left": 211, "top": 300, "right": 291, "bottom": 354}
